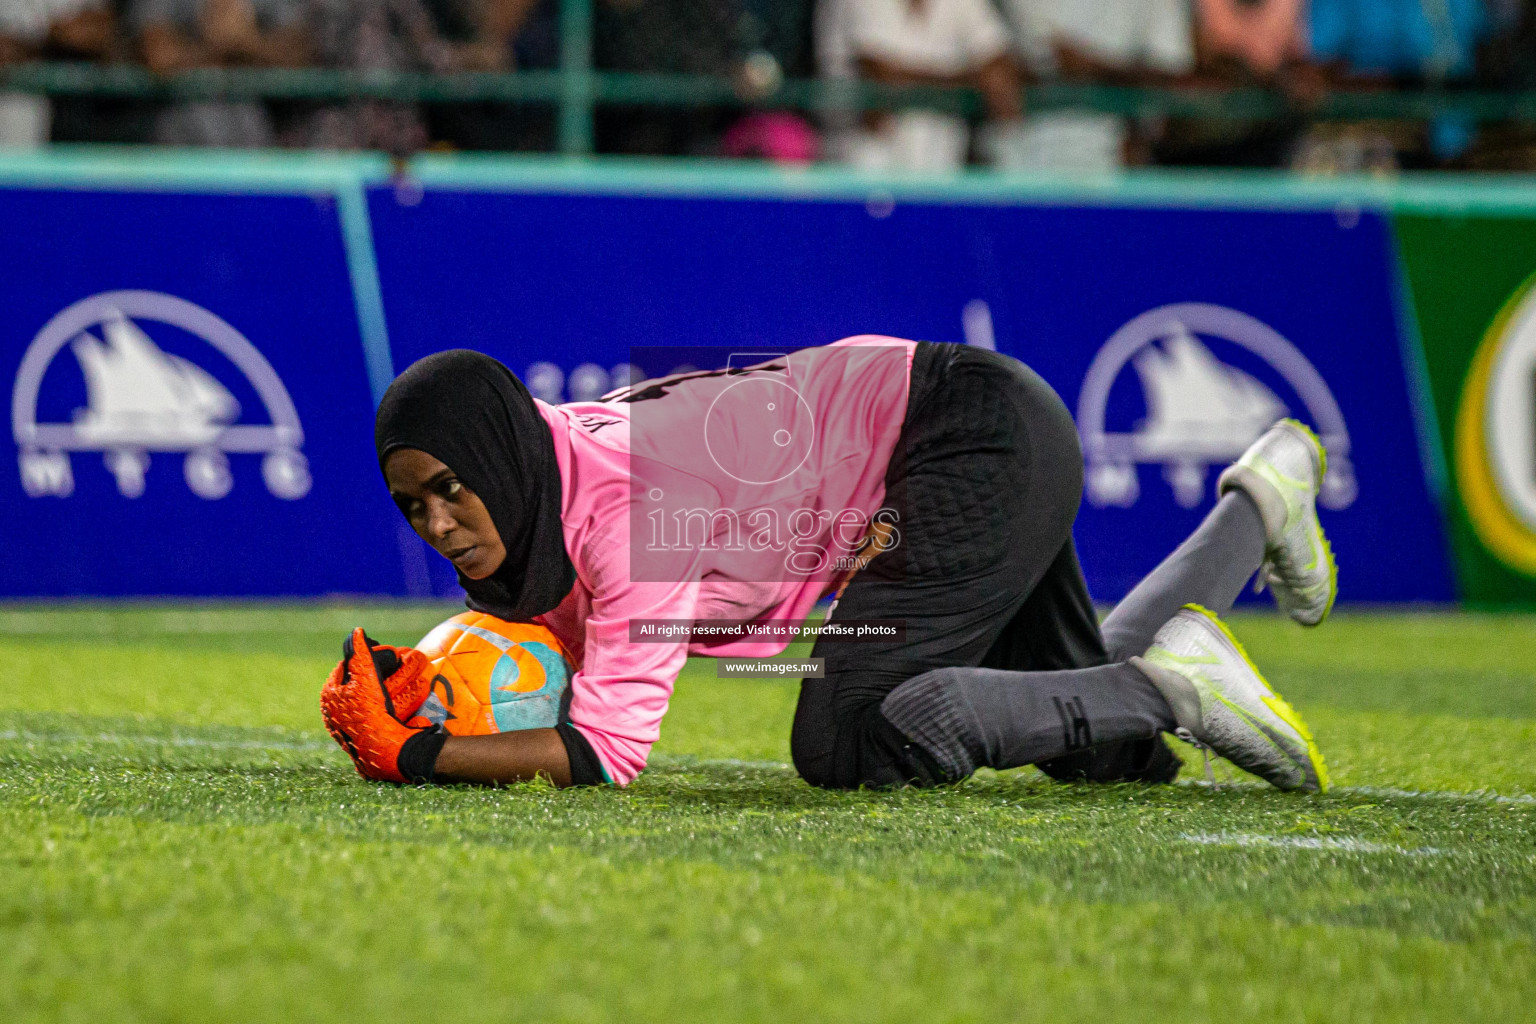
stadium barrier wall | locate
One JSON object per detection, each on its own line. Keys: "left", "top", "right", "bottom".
{"left": 2, "top": 150, "right": 1533, "bottom": 605}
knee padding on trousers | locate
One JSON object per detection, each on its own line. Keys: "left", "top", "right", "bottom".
{"left": 793, "top": 699, "right": 951, "bottom": 790}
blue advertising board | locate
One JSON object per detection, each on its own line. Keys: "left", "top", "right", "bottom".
{"left": 369, "top": 186, "right": 1452, "bottom": 604}
{"left": 0, "top": 159, "right": 1455, "bottom": 603}
{"left": 0, "top": 186, "right": 413, "bottom": 597}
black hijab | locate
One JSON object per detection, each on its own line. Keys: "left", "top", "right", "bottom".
{"left": 375, "top": 350, "right": 576, "bottom": 621}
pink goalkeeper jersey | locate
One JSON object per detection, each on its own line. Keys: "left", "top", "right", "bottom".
{"left": 533, "top": 337, "right": 916, "bottom": 784}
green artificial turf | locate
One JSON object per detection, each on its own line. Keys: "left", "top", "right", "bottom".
{"left": 1, "top": 605, "right": 1533, "bottom": 1023}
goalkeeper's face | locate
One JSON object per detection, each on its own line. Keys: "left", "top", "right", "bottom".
{"left": 385, "top": 448, "right": 507, "bottom": 580}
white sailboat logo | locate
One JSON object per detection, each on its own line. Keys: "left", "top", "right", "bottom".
{"left": 1077, "top": 303, "right": 1355, "bottom": 510}
{"left": 71, "top": 313, "right": 241, "bottom": 448}
{"left": 12, "top": 290, "right": 311, "bottom": 500}
{"left": 1131, "top": 325, "right": 1288, "bottom": 458}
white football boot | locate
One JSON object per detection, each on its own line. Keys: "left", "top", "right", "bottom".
{"left": 1133, "top": 604, "right": 1329, "bottom": 793}
{"left": 1218, "top": 418, "right": 1337, "bottom": 627}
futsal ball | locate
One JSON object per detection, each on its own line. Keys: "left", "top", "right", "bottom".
{"left": 402, "top": 612, "right": 573, "bottom": 735}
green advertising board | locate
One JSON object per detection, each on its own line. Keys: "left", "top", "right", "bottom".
{"left": 1396, "top": 212, "right": 1536, "bottom": 604}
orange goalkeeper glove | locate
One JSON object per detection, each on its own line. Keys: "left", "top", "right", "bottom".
{"left": 320, "top": 627, "right": 446, "bottom": 784}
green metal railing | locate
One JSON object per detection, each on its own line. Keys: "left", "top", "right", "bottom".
{"left": 556, "top": 0, "right": 593, "bottom": 153}
{"left": 3, "top": 0, "right": 1534, "bottom": 157}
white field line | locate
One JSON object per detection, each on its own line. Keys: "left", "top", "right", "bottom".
{"left": 1180, "top": 832, "right": 1448, "bottom": 856}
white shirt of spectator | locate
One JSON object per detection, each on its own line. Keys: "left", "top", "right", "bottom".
{"left": 819, "top": 0, "right": 1013, "bottom": 80}
{"left": 817, "top": 0, "right": 1013, "bottom": 173}
{"left": 0, "top": 0, "right": 103, "bottom": 148}
{"left": 992, "top": 0, "right": 1194, "bottom": 172}
{"left": 0, "top": 0, "right": 98, "bottom": 43}
{"left": 1002, "top": 0, "right": 1194, "bottom": 78}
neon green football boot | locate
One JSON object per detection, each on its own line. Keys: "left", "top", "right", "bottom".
{"left": 1133, "top": 604, "right": 1329, "bottom": 793}
{"left": 1218, "top": 418, "right": 1338, "bottom": 627}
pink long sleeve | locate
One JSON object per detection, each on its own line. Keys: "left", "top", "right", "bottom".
{"left": 544, "top": 515, "right": 700, "bottom": 784}
{"left": 534, "top": 338, "right": 915, "bottom": 784}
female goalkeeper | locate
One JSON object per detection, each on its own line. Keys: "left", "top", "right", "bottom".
{"left": 322, "top": 339, "right": 1334, "bottom": 793}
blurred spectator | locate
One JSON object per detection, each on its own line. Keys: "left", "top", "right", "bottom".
{"left": 1480, "top": 0, "right": 1533, "bottom": 86}
{"left": 1292, "top": 0, "right": 1492, "bottom": 170}
{"left": 1464, "top": 0, "right": 1536, "bottom": 167}
{"left": 0, "top": 0, "right": 114, "bottom": 147}
{"left": 1196, "top": 0, "right": 1306, "bottom": 79}
{"left": 720, "top": 109, "right": 819, "bottom": 161}
{"left": 720, "top": 1, "right": 818, "bottom": 164}
{"left": 504, "top": 0, "right": 558, "bottom": 70}
{"left": 595, "top": 0, "right": 745, "bottom": 155}
{"left": 1309, "top": 0, "right": 1488, "bottom": 80}
{"left": 280, "top": 0, "right": 453, "bottom": 154}
{"left": 997, "top": 0, "right": 1195, "bottom": 170}
{"left": 422, "top": 0, "right": 556, "bottom": 71}
{"left": 1151, "top": 0, "right": 1314, "bottom": 169}
{"left": 425, "top": 0, "right": 557, "bottom": 152}
{"left": 132, "top": 0, "right": 310, "bottom": 146}
{"left": 742, "top": 0, "right": 815, "bottom": 78}
{"left": 817, "top": 0, "right": 1023, "bottom": 172}
{"left": 597, "top": 0, "right": 741, "bottom": 76}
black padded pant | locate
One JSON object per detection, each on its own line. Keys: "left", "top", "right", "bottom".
{"left": 789, "top": 343, "right": 1266, "bottom": 790}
